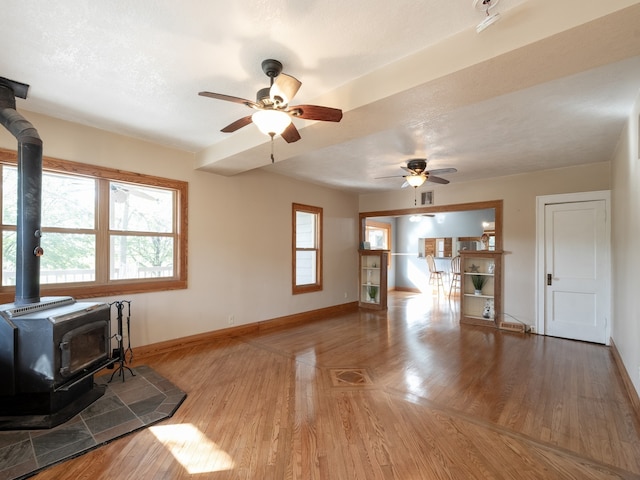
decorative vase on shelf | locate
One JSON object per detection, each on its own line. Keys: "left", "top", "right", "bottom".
{"left": 368, "top": 285, "right": 379, "bottom": 302}
{"left": 471, "top": 275, "right": 487, "bottom": 296}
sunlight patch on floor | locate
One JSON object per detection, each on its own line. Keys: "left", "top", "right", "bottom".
{"left": 404, "top": 367, "right": 428, "bottom": 398}
{"left": 150, "top": 423, "right": 235, "bottom": 474}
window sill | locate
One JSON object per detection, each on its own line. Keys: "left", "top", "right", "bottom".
{"left": 0, "top": 279, "right": 187, "bottom": 304}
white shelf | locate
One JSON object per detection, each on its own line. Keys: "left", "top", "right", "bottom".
{"left": 359, "top": 250, "right": 388, "bottom": 310}
{"left": 460, "top": 251, "right": 502, "bottom": 327}
{"left": 465, "top": 315, "right": 495, "bottom": 321}
{"left": 463, "top": 293, "right": 494, "bottom": 299}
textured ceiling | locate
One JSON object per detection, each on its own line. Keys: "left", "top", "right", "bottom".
{"left": 2, "top": 1, "right": 639, "bottom": 193}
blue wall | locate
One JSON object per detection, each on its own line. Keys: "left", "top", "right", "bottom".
{"left": 368, "top": 209, "right": 494, "bottom": 291}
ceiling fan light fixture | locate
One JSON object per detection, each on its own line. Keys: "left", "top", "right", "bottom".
{"left": 476, "top": 12, "right": 500, "bottom": 32}
{"left": 473, "top": 0, "right": 501, "bottom": 33}
{"left": 473, "top": 0, "right": 499, "bottom": 12}
{"left": 251, "top": 109, "right": 291, "bottom": 136}
{"left": 405, "top": 175, "right": 426, "bottom": 188}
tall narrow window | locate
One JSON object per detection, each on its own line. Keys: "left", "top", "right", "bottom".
{"left": 292, "top": 203, "right": 322, "bottom": 294}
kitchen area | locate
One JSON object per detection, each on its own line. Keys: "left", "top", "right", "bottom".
{"left": 365, "top": 207, "right": 496, "bottom": 293}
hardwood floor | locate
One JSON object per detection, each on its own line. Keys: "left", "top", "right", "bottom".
{"left": 33, "top": 291, "right": 640, "bottom": 479}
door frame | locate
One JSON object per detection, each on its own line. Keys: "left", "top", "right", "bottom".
{"left": 535, "top": 190, "right": 611, "bottom": 343}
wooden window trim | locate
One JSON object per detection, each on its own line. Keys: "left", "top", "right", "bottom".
{"left": 0, "top": 148, "right": 188, "bottom": 303}
{"left": 292, "top": 203, "right": 323, "bottom": 294}
{"left": 365, "top": 220, "right": 392, "bottom": 267}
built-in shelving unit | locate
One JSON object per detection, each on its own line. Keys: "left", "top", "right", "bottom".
{"left": 460, "top": 251, "right": 502, "bottom": 327}
{"left": 359, "top": 250, "right": 388, "bottom": 310}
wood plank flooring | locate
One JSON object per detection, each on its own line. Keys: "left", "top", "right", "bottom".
{"left": 32, "top": 291, "right": 640, "bottom": 479}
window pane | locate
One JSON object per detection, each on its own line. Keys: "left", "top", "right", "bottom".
{"left": 40, "top": 232, "right": 96, "bottom": 284}
{"left": 2, "top": 231, "right": 16, "bottom": 286}
{"left": 367, "top": 228, "right": 387, "bottom": 249}
{"left": 110, "top": 182, "right": 174, "bottom": 233}
{"left": 295, "top": 250, "right": 316, "bottom": 285}
{"left": 2, "top": 166, "right": 17, "bottom": 226}
{"left": 111, "top": 235, "right": 174, "bottom": 279}
{"left": 42, "top": 172, "right": 95, "bottom": 229}
{"left": 295, "top": 211, "right": 316, "bottom": 248}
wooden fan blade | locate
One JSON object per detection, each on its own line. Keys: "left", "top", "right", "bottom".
{"left": 198, "top": 91, "right": 260, "bottom": 109}
{"left": 221, "top": 115, "right": 253, "bottom": 133}
{"left": 427, "top": 168, "right": 457, "bottom": 175}
{"left": 289, "top": 105, "right": 343, "bottom": 122}
{"left": 426, "top": 175, "right": 450, "bottom": 184}
{"left": 375, "top": 174, "right": 406, "bottom": 179}
{"left": 271, "top": 74, "right": 301, "bottom": 105}
{"left": 281, "top": 122, "right": 301, "bottom": 143}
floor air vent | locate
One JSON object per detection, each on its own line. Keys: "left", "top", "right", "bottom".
{"left": 498, "top": 321, "right": 526, "bottom": 333}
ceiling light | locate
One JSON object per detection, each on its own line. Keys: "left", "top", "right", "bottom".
{"left": 251, "top": 110, "right": 291, "bottom": 136}
{"left": 405, "top": 175, "right": 426, "bottom": 188}
{"left": 473, "top": 0, "right": 501, "bottom": 33}
{"left": 476, "top": 12, "right": 500, "bottom": 32}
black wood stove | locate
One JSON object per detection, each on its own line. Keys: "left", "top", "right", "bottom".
{"left": 0, "top": 297, "right": 112, "bottom": 429}
{"left": 0, "top": 77, "right": 112, "bottom": 430}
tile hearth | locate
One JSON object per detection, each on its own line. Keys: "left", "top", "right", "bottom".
{"left": 0, "top": 365, "right": 186, "bottom": 480}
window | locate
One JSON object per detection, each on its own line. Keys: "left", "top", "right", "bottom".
{"left": 365, "top": 220, "right": 391, "bottom": 266}
{"left": 0, "top": 148, "right": 187, "bottom": 303}
{"left": 292, "top": 203, "right": 322, "bottom": 294}
{"left": 365, "top": 221, "right": 391, "bottom": 250}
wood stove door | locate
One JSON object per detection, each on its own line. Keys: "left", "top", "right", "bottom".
{"left": 59, "top": 320, "right": 109, "bottom": 379}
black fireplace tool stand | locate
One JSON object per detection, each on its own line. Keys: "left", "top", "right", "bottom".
{"left": 108, "top": 300, "right": 135, "bottom": 383}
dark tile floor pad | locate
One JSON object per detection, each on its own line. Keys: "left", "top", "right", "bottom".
{"left": 0, "top": 365, "right": 186, "bottom": 480}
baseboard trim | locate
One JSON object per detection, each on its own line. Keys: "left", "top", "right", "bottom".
{"left": 394, "top": 286, "right": 421, "bottom": 293}
{"left": 134, "top": 301, "right": 359, "bottom": 360}
{"left": 609, "top": 338, "right": 640, "bottom": 423}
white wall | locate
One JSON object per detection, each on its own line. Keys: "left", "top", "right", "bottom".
{"left": 611, "top": 91, "right": 640, "bottom": 396}
{"left": 0, "top": 111, "right": 360, "bottom": 347}
{"left": 360, "top": 162, "right": 610, "bottom": 326}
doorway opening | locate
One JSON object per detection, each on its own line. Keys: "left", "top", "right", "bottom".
{"left": 359, "top": 200, "right": 502, "bottom": 295}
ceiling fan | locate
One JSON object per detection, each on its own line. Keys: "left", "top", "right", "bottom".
{"left": 198, "top": 59, "right": 343, "bottom": 150}
{"left": 378, "top": 158, "right": 457, "bottom": 188}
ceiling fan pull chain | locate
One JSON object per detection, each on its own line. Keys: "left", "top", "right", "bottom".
{"left": 270, "top": 133, "right": 275, "bottom": 163}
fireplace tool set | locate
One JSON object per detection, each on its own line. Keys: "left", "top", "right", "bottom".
{"left": 108, "top": 300, "right": 135, "bottom": 383}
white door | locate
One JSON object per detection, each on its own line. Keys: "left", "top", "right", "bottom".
{"left": 543, "top": 199, "right": 609, "bottom": 344}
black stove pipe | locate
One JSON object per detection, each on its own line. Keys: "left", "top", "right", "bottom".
{"left": 0, "top": 78, "right": 42, "bottom": 305}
